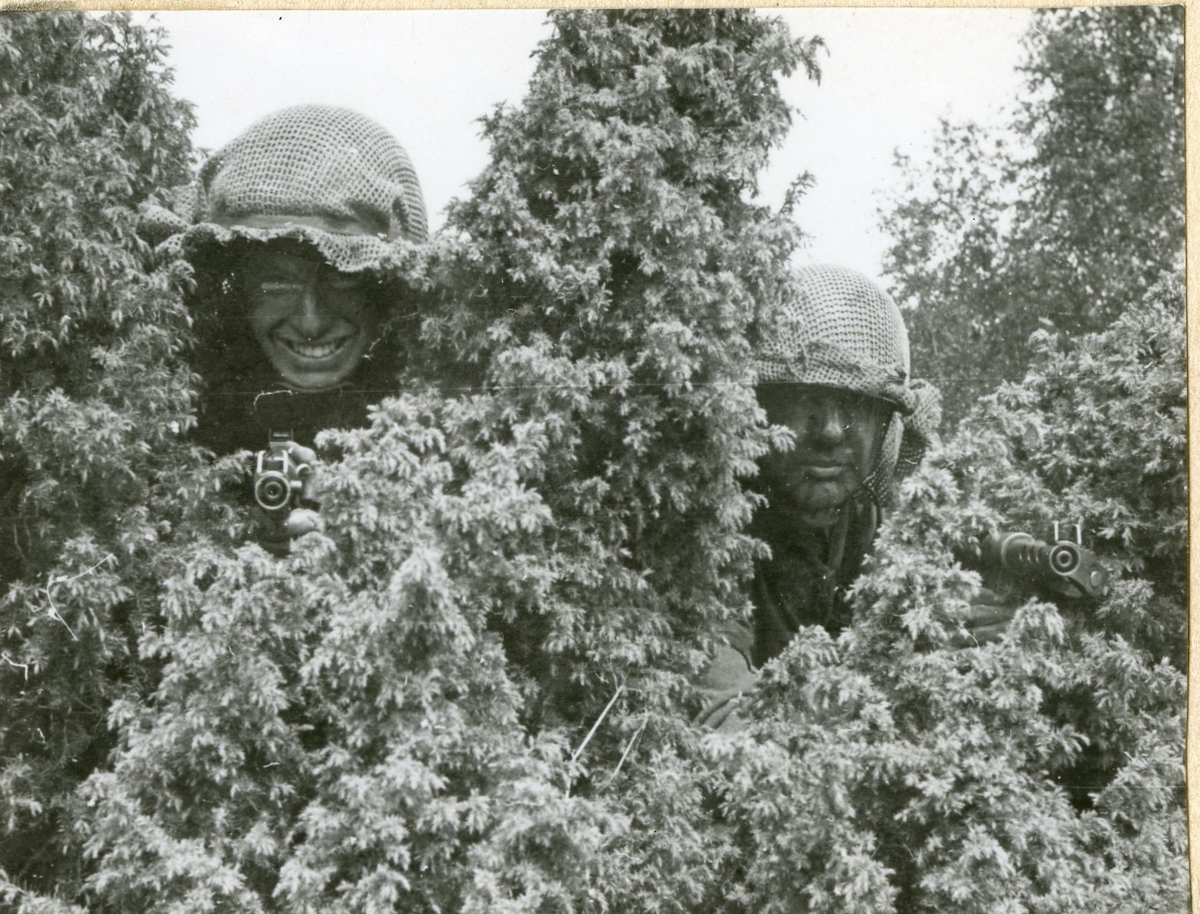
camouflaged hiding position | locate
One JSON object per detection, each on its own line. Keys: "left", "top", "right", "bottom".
{"left": 139, "top": 105, "right": 428, "bottom": 544}
{"left": 698, "top": 265, "right": 941, "bottom": 728}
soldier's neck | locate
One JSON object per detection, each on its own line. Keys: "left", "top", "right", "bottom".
{"left": 756, "top": 499, "right": 856, "bottom": 565}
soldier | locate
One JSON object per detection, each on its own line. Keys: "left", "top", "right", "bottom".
{"left": 139, "top": 104, "right": 428, "bottom": 543}
{"left": 698, "top": 264, "right": 941, "bottom": 726}
{"left": 746, "top": 264, "right": 942, "bottom": 660}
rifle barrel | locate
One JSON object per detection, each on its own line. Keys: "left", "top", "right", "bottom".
{"left": 979, "top": 532, "right": 1108, "bottom": 601}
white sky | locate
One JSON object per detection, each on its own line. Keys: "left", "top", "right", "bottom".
{"left": 139, "top": 9, "right": 1030, "bottom": 277}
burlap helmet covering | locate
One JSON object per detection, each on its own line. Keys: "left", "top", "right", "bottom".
{"left": 138, "top": 105, "right": 428, "bottom": 274}
{"left": 753, "top": 264, "right": 941, "bottom": 503}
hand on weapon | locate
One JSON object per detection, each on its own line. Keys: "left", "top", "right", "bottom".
{"left": 944, "top": 586, "right": 1017, "bottom": 648}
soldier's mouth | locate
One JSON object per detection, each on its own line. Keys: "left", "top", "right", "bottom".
{"left": 795, "top": 460, "right": 848, "bottom": 479}
{"left": 276, "top": 336, "right": 352, "bottom": 360}
{"left": 802, "top": 465, "right": 844, "bottom": 479}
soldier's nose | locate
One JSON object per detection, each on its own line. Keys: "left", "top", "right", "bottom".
{"left": 292, "top": 286, "right": 331, "bottom": 338}
{"left": 812, "top": 403, "right": 847, "bottom": 443}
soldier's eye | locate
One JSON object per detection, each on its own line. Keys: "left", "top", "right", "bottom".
{"left": 258, "top": 281, "right": 304, "bottom": 296}
{"left": 324, "top": 275, "right": 366, "bottom": 293}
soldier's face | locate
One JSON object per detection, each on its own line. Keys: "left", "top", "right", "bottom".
{"left": 756, "top": 384, "right": 892, "bottom": 528}
{"left": 243, "top": 247, "right": 377, "bottom": 390}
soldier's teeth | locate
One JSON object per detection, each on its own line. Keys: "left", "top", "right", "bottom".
{"left": 284, "top": 338, "right": 346, "bottom": 359}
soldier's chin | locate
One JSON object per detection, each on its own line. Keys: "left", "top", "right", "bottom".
{"left": 790, "top": 481, "right": 854, "bottom": 526}
{"left": 796, "top": 479, "right": 850, "bottom": 508}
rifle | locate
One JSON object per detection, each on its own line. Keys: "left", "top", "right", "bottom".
{"left": 252, "top": 430, "right": 311, "bottom": 513}
{"left": 974, "top": 522, "right": 1110, "bottom": 602}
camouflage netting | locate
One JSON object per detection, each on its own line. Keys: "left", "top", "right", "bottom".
{"left": 753, "top": 264, "right": 941, "bottom": 499}
{"left": 138, "top": 104, "right": 428, "bottom": 274}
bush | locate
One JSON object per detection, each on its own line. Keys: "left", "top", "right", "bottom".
{"left": 6, "top": 10, "right": 820, "bottom": 911}
{"left": 0, "top": 12, "right": 198, "bottom": 899}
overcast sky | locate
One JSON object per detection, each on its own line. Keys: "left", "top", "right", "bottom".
{"left": 140, "top": 9, "right": 1031, "bottom": 277}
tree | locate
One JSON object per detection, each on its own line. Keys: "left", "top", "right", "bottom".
{"left": 879, "top": 6, "right": 1183, "bottom": 427}
{"left": 0, "top": 12, "right": 199, "bottom": 901}
{"left": 3, "top": 10, "right": 1184, "bottom": 913}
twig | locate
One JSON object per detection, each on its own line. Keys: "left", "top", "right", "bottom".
{"left": 41, "top": 590, "right": 77, "bottom": 641}
{"left": 571, "top": 684, "right": 625, "bottom": 765}
{"left": 55, "top": 554, "right": 115, "bottom": 586}
{"left": 602, "top": 715, "right": 648, "bottom": 790}
{"left": 1, "top": 652, "right": 30, "bottom": 680}
{"left": 40, "top": 554, "right": 113, "bottom": 642}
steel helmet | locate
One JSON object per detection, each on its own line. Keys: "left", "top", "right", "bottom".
{"left": 139, "top": 104, "right": 428, "bottom": 273}
{"left": 753, "top": 264, "right": 941, "bottom": 501}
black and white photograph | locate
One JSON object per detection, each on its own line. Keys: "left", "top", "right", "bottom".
{"left": 0, "top": 7, "right": 1187, "bottom": 911}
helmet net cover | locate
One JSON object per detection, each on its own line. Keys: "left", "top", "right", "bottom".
{"left": 752, "top": 264, "right": 941, "bottom": 505}
{"left": 139, "top": 105, "right": 428, "bottom": 274}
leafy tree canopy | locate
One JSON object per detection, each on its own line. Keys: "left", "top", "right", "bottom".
{"left": 879, "top": 6, "right": 1183, "bottom": 427}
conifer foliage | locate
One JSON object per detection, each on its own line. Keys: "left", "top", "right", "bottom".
{"left": 0, "top": 12, "right": 199, "bottom": 901}
{"left": 712, "top": 275, "right": 1186, "bottom": 912}
{"left": 4, "top": 10, "right": 818, "bottom": 912}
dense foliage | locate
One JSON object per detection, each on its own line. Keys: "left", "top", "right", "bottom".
{"left": 3, "top": 10, "right": 816, "bottom": 911}
{"left": 879, "top": 6, "right": 1184, "bottom": 427}
{"left": 0, "top": 10, "right": 1185, "bottom": 914}
{"left": 713, "top": 275, "right": 1186, "bottom": 912}
{"left": 0, "top": 11, "right": 200, "bottom": 899}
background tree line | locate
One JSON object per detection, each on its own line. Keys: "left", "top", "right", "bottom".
{"left": 0, "top": 9, "right": 1185, "bottom": 912}
{"left": 880, "top": 5, "right": 1184, "bottom": 428}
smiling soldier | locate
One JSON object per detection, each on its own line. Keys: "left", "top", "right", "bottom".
{"left": 140, "top": 105, "right": 428, "bottom": 541}
{"left": 698, "top": 265, "right": 941, "bottom": 727}
{"left": 242, "top": 245, "right": 381, "bottom": 394}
